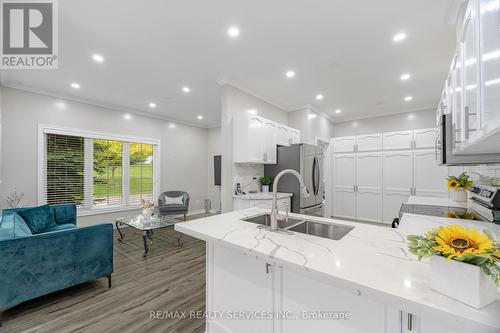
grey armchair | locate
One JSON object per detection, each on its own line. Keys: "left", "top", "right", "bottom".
{"left": 158, "top": 191, "right": 190, "bottom": 220}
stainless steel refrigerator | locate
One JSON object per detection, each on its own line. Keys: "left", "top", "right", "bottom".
{"left": 264, "top": 144, "right": 324, "bottom": 216}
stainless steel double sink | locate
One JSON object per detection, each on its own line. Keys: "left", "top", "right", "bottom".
{"left": 242, "top": 214, "right": 354, "bottom": 241}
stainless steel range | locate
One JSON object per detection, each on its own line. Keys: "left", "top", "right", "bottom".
{"left": 467, "top": 184, "right": 500, "bottom": 223}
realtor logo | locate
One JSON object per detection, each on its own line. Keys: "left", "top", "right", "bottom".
{"left": 1, "top": 0, "right": 58, "bottom": 69}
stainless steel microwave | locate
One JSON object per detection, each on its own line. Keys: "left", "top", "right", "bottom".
{"left": 437, "top": 114, "right": 500, "bottom": 165}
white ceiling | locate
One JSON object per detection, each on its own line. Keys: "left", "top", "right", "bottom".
{"left": 1, "top": 0, "right": 457, "bottom": 127}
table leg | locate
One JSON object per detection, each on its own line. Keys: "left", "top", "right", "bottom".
{"left": 143, "top": 230, "right": 151, "bottom": 257}
{"left": 177, "top": 234, "right": 183, "bottom": 247}
{"left": 116, "top": 221, "right": 125, "bottom": 241}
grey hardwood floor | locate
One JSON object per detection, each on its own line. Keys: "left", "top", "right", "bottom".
{"left": 1, "top": 215, "right": 208, "bottom": 333}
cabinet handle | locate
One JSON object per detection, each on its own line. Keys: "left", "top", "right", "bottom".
{"left": 407, "top": 313, "right": 413, "bottom": 331}
{"left": 265, "top": 263, "right": 271, "bottom": 274}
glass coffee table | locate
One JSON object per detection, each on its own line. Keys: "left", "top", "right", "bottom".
{"left": 115, "top": 214, "right": 184, "bottom": 257}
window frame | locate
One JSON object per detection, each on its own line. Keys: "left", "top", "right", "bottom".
{"left": 38, "top": 124, "right": 161, "bottom": 216}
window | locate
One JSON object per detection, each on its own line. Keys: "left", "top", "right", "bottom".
{"left": 46, "top": 134, "right": 85, "bottom": 206}
{"left": 40, "top": 127, "right": 159, "bottom": 213}
{"left": 129, "top": 143, "right": 154, "bottom": 205}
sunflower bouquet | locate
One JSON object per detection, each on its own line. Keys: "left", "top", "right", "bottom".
{"left": 447, "top": 172, "right": 473, "bottom": 190}
{"left": 407, "top": 224, "right": 500, "bottom": 286}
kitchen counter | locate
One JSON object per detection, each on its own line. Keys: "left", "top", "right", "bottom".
{"left": 233, "top": 192, "right": 293, "bottom": 200}
{"left": 175, "top": 208, "right": 500, "bottom": 333}
{"left": 406, "top": 195, "right": 468, "bottom": 208}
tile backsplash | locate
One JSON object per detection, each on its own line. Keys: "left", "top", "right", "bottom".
{"left": 233, "top": 163, "right": 263, "bottom": 194}
{"left": 447, "top": 164, "right": 500, "bottom": 186}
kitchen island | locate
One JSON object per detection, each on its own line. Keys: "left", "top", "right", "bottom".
{"left": 175, "top": 208, "right": 500, "bottom": 333}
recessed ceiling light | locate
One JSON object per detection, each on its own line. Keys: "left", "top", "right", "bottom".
{"left": 315, "top": 94, "right": 324, "bottom": 101}
{"left": 92, "top": 54, "right": 104, "bottom": 63}
{"left": 308, "top": 113, "right": 317, "bottom": 119}
{"left": 123, "top": 113, "right": 132, "bottom": 120}
{"left": 247, "top": 109, "right": 258, "bottom": 115}
{"left": 148, "top": 102, "right": 156, "bottom": 108}
{"left": 168, "top": 123, "right": 176, "bottom": 129}
{"left": 404, "top": 96, "right": 413, "bottom": 102}
{"left": 400, "top": 73, "right": 411, "bottom": 81}
{"left": 227, "top": 26, "right": 240, "bottom": 38}
{"left": 197, "top": 115, "right": 203, "bottom": 120}
{"left": 335, "top": 109, "right": 342, "bottom": 114}
{"left": 70, "top": 82, "right": 80, "bottom": 89}
{"left": 182, "top": 86, "right": 191, "bottom": 93}
{"left": 393, "top": 32, "right": 407, "bottom": 42}
{"left": 285, "top": 70, "right": 296, "bottom": 78}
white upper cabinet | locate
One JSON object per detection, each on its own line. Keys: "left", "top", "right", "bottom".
{"left": 413, "top": 150, "right": 448, "bottom": 196}
{"left": 356, "top": 134, "right": 382, "bottom": 152}
{"left": 332, "top": 154, "right": 356, "bottom": 187}
{"left": 233, "top": 113, "right": 300, "bottom": 164}
{"left": 332, "top": 136, "right": 356, "bottom": 153}
{"left": 382, "top": 151, "right": 413, "bottom": 191}
{"left": 413, "top": 128, "right": 438, "bottom": 149}
{"left": 356, "top": 153, "right": 382, "bottom": 188}
{"left": 382, "top": 130, "right": 413, "bottom": 150}
{"left": 479, "top": 0, "right": 500, "bottom": 134}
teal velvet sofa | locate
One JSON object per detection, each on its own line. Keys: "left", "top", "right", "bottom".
{"left": 0, "top": 204, "right": 113, "bottom": 319}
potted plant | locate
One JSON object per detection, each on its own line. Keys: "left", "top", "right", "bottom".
{"left": 407, "top": 224, "right": 500, "bottom": 309}
{"left": 447, "top": 172, "right": 473, "bottom": 202}
{"left": 259, "top": 176, "right": 273, "bottom": 193}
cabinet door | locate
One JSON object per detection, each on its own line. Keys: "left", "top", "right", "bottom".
{"left": 383, "top": 190, "right": 410, "bottom": 224}
{"left": 356, "top": 189, "right": 382, "bottom": 223}
{"left": 383, "top": 131, "right": 413, "bottom": 150}
{"left": 452, "top": 52, "right": 465, "bottom": 152}
{"left": 277, "top": 125, "right": 291, "bottom": 146}
{"left": 209, "top": 244, "right": 273, "bottom": 333}
{"left": 332, "top": 187, "right": 356, "bottom": 219}
{"left": 356, "top": 134, "right": 382, "bottom": 152}
{"left": 356, "top": 153, "right": 382, "bottom": 188}
{"left": 247, "top": 116, "right": 265, "bottom": 162}
{"left": 382, "top": 151, "right": 413, "bottom": 191}
{"left": 332, "top": 154, "right": 356, "bottom": 187}
{"left": 462, "top": 1, "right": 481, "bottom": 144}
{"left": 279, "top": 266, "right": 389, "bottom": 333}
{"left": 479, "top": 0, "right": 500, "bottom": 134}
{"left": 413, "top": 128, "right": 438, "bottom": 149}
{"left": 290, "top": 129, "right": 301, "bottom": 144}
{"left": 413, "top": 150, "right": 448, "bottom": 196}
{"left": 262, "top": 120, "right": 277, "bottom": 164}
{"left": 332, "top": 136, "right": 356, "bottom": 153}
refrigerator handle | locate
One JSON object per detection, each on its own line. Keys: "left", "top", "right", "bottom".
{"left": 312, "top": 156, "right": 317, "bottom": 195}
{"left": 315, "top": 156, "right": 321, "bottom": 196}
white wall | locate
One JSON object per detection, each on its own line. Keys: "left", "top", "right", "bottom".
{"left": 0, "top": 88, "right": 209, "bottom": 226}
{"left": 207, "top": 127, "right": 221, "bottom": 213}
{"left": 333, "top": 109, "right": 437, "bottom": 137}
{"left": 220, "top": 85, "right": 290, "bottom": 212}
{"left": 289, "top": 109, "right": 334, "bottom": 145}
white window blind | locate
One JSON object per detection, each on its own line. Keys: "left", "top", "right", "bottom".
{"left": 129, "top": 143, "right": 154, "bottom": 205}
{"left": 42, "top": 129, "right": 159, "bottom": 213}
{"left": 46, "top": 134, "right": 85, "bottom": 206}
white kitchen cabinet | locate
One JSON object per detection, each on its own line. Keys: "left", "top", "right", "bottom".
{"left": 208, "top": 244, "right": 273, "bottom": 333}
{"left": 356, "top": 133, "right": 382, "bottom": 152}
{"left": 382, "top": 151, "right": 413, "bottom": 191}
{"left": 332, "top": 136, "right": 356, "bottom": 153}
{"left": 413, "top": 150, "right": 448, "bottom": 197}
{"left": 451, "top": 52, "right": 465, "bottom": 153}
{"left": 290, "top": 128, "right": 301, "bottom": 144}
{"left": 332, "top": 153, "right": 356, "bottom": 187}
{"left": 356, "top": 153, "right": 382, "bottom": 188}
{"left": 276, "top": 125, "right": 291, "bottom": 146}
{"left": 413, "top": 128, "right": 438, "bottom": 149}
{"left": 332, "top": 187, "right": 356, "bottom": 220}
{"left": 383, "top": 130, "right": 413, "bottom": 150}
{"left": 262, "top": 120, "right": 277, "bottom": 164}
{"left": 356, "top": 189, "right": 382, "bottom": 223}
{"left": 383, "top": 190, "right": 410, "bottom": 224}
{"left": 479, "top": 0, "right": 500, "bottom": 136}
{"left": 278, "top": 265, "right": 393, "bottom": 333}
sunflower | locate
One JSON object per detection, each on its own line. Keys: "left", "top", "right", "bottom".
{"left": 447, "top": 180, "right": 460, "bottom": 190}
{"left": 432, "top": 225, "right": 495, "bottom": 259}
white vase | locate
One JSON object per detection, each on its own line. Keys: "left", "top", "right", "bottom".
{"left": 451, "top": 188, "right": 467, "bottom": 202}
{"left": 142, "top": 208, "right": 153, "bottom": 219}
{"left": 262, "top": 185, "right": 269, "bottom": 193}
{"left": 430, "top": 256, "right": 497, "bottom": 309}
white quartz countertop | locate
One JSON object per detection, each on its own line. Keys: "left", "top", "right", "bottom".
{"left": 175, "top": 208, "right": 500, "bottom": 333}
{"left": 233, "top": 192, "right": 293, "bottom": 200}
{"left": 406, "top": 195, "right": 468, "bottom": 208}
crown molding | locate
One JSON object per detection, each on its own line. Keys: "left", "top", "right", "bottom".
{"left": 332, "top": 106, "right": 437, "bottom": 124}
{"left": 0, "top": 82, "right": 215, "bottom": 129}
{"left": 288, "top": 104, "right": 335, "bottom": 123}
{"left": 217, "top": 77, "right": 289, "bottom": 111}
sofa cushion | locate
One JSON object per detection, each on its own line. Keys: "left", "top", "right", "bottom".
{"left": 159, "top": 204, "right": 186, "bottom": 211}
{"left": 16, "top": 205, "right": 57, "bottom": 234}
{"left": 164, "top": 196, "right": 184, "bottom": 205}
{"left": 44, "top": 223, "right": 77, "bottom": 233}
{"left": 50, "top": 204, "right": 77, "bottom": 225}
{"left": 0, "top": 212, "right": 33, "bottom": 240}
